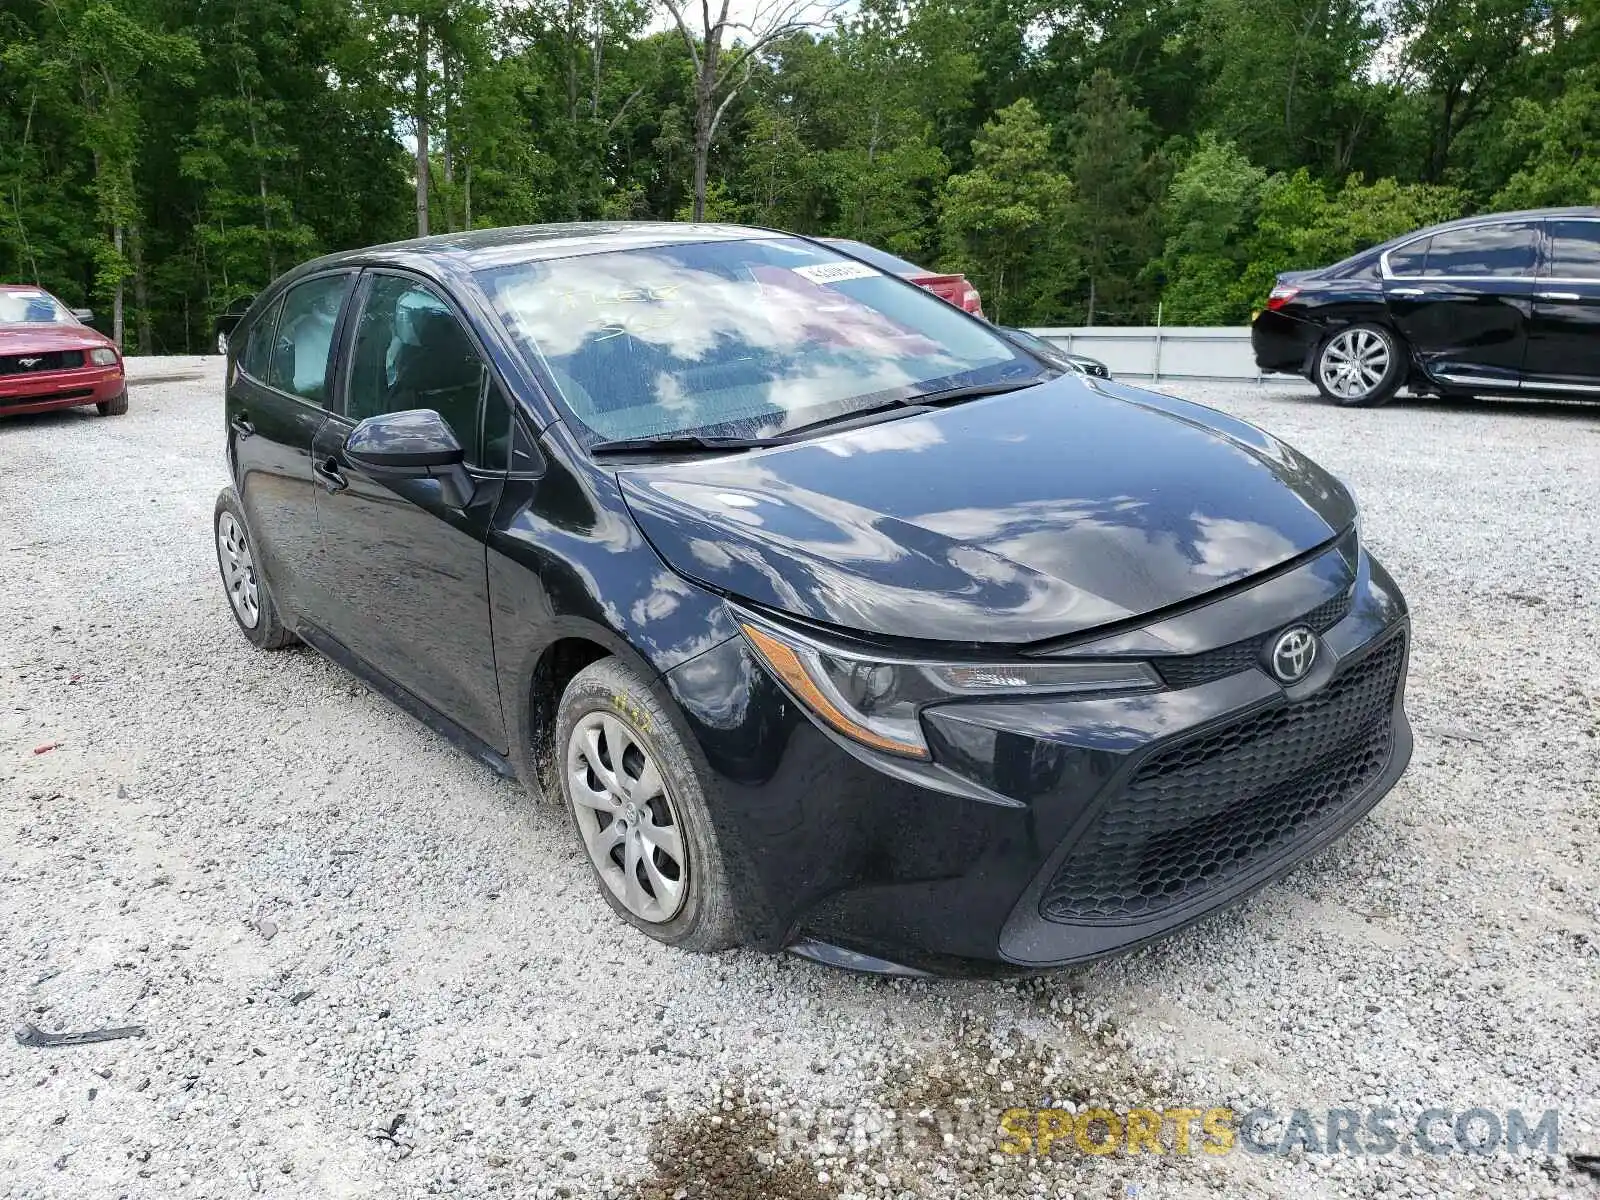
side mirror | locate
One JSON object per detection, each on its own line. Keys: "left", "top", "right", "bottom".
{"left": 71, "top": 308, "right": 94, "bottom": 323}
{"left": 346, "top": 408, "right": 464, "bottom": 470}
{"left": 344, "top": 409, "right": 473, "bottom": 508}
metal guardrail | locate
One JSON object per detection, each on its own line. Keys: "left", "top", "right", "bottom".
{"left": 1025, "top": 326, "right": 1267, "bottom": 382}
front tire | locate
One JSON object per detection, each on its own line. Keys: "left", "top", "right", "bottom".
{"left": 555, "top": 658, "right": 740, "bottom": 952}
{"left": 214, "top": 488, "right": 295, "bottom": 650}
{"left": 1313, "top": 323, "right": 1404, "bottom": 407}
{"left": 96, "top": 389, "right": 129, "bottom": 416}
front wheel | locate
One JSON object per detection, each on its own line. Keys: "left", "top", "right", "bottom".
{"left": 1313, "top": 324, "right": 1404, "bottom": 407}
{"left": 216, "top": 331, "right": 229, "bottom": 356}
{"left": 555, "top": 658, "right": 740, "bottom": 952}
{"left": 96, "top": 389, "right": 129, "bottom": 416}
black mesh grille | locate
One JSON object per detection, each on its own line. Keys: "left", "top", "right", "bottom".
{"left": 1156, "top": 589, "right": 1352, "bottom": 690}
{"left": 1040, "top": 633, "right": 1404, "bottom": 923}
{"left": 0, "top": 350, "right": 85, "bottom": 376}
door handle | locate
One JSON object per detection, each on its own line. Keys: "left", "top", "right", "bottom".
{"left": 229, "top": 415, "right": 255, "bottom": 439}
{"left": 1536, "top": 291, "right": 1581, "bottom": 301}
{"left": 313, "top": 457, "right": 349, "bottom": 494}
{"left": 1389, "top": 287, "right": 1424, "bottom": 297}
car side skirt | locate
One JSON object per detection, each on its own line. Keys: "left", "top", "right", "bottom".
{"left": 295, "top": 621, "right": 520, "bottom": 781}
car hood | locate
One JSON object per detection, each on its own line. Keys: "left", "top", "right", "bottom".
{"left": 616, "top": 376, "right": 1355, "bottom": 645}
{"left": 0, "top": 324, "right": 112, "bottom": 353}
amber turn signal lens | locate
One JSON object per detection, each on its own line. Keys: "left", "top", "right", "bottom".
{"left": 739, "top": 622, "right": 931, "bottom": 760}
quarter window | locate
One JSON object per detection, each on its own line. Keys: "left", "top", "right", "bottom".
{"left": 1386, "top": 239, "right": 1429, "bottom": 276}
{"left": 263, "top": 274, "right": 353, "bottom": 404}
{"left": 347, "top": 276, "right": 487, "bottom": 461}
{"left": 1546, "top": 220, "right": 1600, "bottom": 280}
{"left": 1419, "top": 224, "right": 1537, "bottom": 278}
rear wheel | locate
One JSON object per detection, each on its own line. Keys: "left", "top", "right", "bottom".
{"left": 1313, "top": 324, "right": 1404, "bottom": 407}
{"left": 555, "top": 658, "right": 739, "bottom": 952}
{"left": 214, "top": 488, "right": 295, "bottom": 650}
{"left": 96, "top": 389, "right": 129, "bottom": 416}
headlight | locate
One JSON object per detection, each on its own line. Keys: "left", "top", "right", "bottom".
{"left": 89, "top": 347, "right": 119, "bottom": 366}
{"left": 737, "top": 615, "right": 1161, "bottom": 760}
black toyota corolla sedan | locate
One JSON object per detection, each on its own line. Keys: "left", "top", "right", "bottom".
{"left": 1253, "top": 206, "right": 1600, "bottom": 407}
{"left": 215, "top": 223, "right": 1412, "bottom": 976}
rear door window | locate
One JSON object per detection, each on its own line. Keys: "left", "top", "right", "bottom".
{"left": 264, "top": 273, "right": 354, "bottom": 405}
{"left": 1420, "top": 224, "right": 1537, "bottom": 278}
{"left": 1545, "top": 220, "right": 1600, "bottom": 280}
{"left": 241, "top": 297, "right": 283, "bottom": 381}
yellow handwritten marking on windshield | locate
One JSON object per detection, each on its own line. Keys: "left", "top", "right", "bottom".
{"left": 555, "top": 285, "right": 687, "bottom": 340}
{"left": 557, "top": 284, "right": 683, "bottom": 312}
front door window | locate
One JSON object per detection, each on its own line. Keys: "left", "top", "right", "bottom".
{"left": 347, "top": 276, "right": 487, "bottom": 460}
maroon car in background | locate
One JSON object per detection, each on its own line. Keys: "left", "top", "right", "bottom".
{"left": 819, "top": 238, "right": 985, "bottom": 316}
{"left": 0, "top": 285, "right": 127, "bottom": 418}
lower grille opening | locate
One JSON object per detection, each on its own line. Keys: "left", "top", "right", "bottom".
{"left": 1041, "top": 633, "right": 1405, "bottom": 924}
{"left": 0, "top": 388, "right": 94, "bottom": 410}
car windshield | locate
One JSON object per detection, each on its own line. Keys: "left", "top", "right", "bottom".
{"left": 0, "top": 289, "right": 74, "bottom": 326}
{"left": 477, "top": 237, "right": 1034, "bottom": 443}
{"left": 819, "top": 239, "right": 929, "bottom": 276}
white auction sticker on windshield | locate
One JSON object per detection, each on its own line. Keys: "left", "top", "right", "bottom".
{"left": 792, "top": 262, "right": 880, "bottom": 285}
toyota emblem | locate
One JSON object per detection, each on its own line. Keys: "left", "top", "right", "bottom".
{"left": 1269, "top": 626, "right": 1318, "bottom": 683}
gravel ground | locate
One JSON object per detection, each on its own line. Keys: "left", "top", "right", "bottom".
{"left": 1, "top": 360, "right": 1596, "bottom": 1200}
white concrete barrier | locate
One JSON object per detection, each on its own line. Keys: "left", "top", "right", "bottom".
{"left": 1025, "top": 326, "right": 1270, "bottom": 382}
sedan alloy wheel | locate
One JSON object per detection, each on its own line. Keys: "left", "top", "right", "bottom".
{"left": 1317, "top": 327, "right": 1397, "bottom": 405}
{"left": 565, "top": 710, "right": 688, "bottom": 923}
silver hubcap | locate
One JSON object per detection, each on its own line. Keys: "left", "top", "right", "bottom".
{"left": 217, "top": 512, "right": 261, "bottom": 629}
{"left": 566, "top": 712, "right": 687, "bottom": 923}
{"left": 217, "top": 331, "right": 228, "bottom": 355}
{"left": 1320, "top": 328, "right": 1390, "bottom": 400}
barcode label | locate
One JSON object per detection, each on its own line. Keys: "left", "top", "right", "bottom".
{"left": 792, "top": 262, "right": 880, "bottom": 285}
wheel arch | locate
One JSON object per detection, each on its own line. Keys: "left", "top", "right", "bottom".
{"left": 506, "top": 619, "right": 662, "bottom": 801}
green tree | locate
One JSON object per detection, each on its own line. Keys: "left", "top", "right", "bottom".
{"left": 938, "top": 98, "right": 1071, "bottom": 324}
{"left": 1492, "top": 70, "right": 1600, "bottom": 208}
{"left": 1159, "top": 134, "right": 1267, "bottom": 323}
{"left": 1065, "top": 70, "right": 1163, "bottom": 325}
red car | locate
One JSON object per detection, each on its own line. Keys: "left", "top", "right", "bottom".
{"left": 0, "top": 285, "right": 127, "bottom": 418}
{"left": 818, "top": 238, "right": 985, "bottom": 316}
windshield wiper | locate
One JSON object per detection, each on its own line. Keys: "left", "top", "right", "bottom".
{"left": 773, "top": 375, "right": 1050, "bottom": 440}
{"left": 590, "top": 376, "right": 1051, "bottom": 455}
{"left": 588, "top": 433, "right": 778, "bottom": 456}
{"left": 906, "top": 376, "right": 1052, "bottom": 405}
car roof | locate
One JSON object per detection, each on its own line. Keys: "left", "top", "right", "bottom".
{"left": 1361, "top": 205, "right": 1600, "bottom": 258}
{"left": 293, "top": 222, "right": 767, "bottom": 279}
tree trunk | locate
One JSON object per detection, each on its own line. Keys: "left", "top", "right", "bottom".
{"left": 464, "top": 158, "right": 472, "bottom": 229}
{"left": 243, "top": 85, "right": 277, "bottom": 277}
{"left": 1086, "top": 276, "right": 1096, "bottom": 327}
{"left": 692, "top": 69, "right": 713, "bottom": 221}
{"left": 112, "top": 221, "right": 125, "bottom": 348}
{"left": 414, "top": 16, "right": 431, "bottom": 238}
{"left": 442, "top": 51, "right": 456, "bottom": 233}
{"left": 130, "top": 218, "right": 151, "bottom": 354}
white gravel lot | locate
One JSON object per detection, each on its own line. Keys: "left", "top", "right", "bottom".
{"left": 1, "top": 359, "right": 1597, "bottom": 1200}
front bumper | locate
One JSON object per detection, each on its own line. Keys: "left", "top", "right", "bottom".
{"left": 0, "top": 365, "right": 125, "bottom": 416}
{"left": 665, "top": 534, "right": 1410, "bottom": 974}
